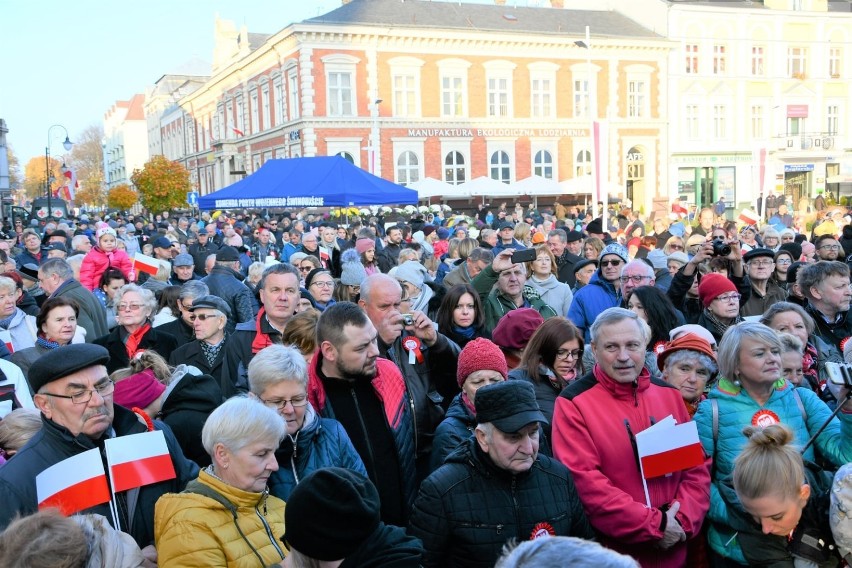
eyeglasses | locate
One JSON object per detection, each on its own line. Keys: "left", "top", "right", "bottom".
{"left": 117, "top": 303, "right": 144, "bottom": 311}
{"left": 41, "top": 380, "right": 115, "bottom": 405}
{"left": 310, "top": 281, "right": 334, "bottom": 288}
{"left": 600, "top": 260, "right": 623, "bottom": 268}
{"left": 194, "top": 313, "right": 221, "bottom": 321}
{"left": 261, "top": 395, "right": 308, "bottom": 410}
{"left": 713, "top": 293, "right": 741, "bottom": 304}
{"left": 619, "top": 275, "right": 652, "bottom": 284}
{"left": 668, "top": 245, "right": 683, "bottom": 250}
{"left": 299, "top": 266, "right": 313, "bottom": 272}
{"left": 749, "top": 261, "right": 774, "bottom": 267}
{"left": 820, "top": 245, "right": 841, "bottom": 251}
{"left": 556, "top": 349, "right": 583, "bottom": 361}
{"left": 776, "top": 258, "right": 792, "bottom": 265}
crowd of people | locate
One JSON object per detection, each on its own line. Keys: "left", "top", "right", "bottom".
{"left": 0, "top": 201, "right": 851, "bottom": 567}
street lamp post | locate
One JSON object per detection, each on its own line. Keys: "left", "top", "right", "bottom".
{"left": 369, "top": 99, "right": 382, "bottom": 176}
{"left": 575, "top": 26, "right": 597, "bottom": 222}
{"left": 45, "top": 124, "right": 73, "bottom": 221}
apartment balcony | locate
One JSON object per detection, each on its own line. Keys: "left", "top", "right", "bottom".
{"left": 773, "top": 132, "right": 841, "bottom": 152}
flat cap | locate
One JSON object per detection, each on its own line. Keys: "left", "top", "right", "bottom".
{"left": 19, "top": 264, "right": 39, "bottom": 281}
{"left": 29, "top": 344, "right": 110, "bottom": 393}
{"left": 475, "top": 380, "right": 547, "bottom": 432}
{"left": 215, "top": 246, "right": 240, "bottom": 262}
{"left": 565, "top": 230, "right": 583, "bottom": 243}
{"left": 173, "top": 253, "right": 194, "bottom": 267}
{"left": 191, "top": 295, "right": 232, "bottom": 318}
{"left": 573, "top": 259, "right": 598, "bottom": 274}
{"left": 43, "top": 243, "right": 67, "bottom": 253}
{"left": 743, "top": 247, "right": 775, "bottom": 262}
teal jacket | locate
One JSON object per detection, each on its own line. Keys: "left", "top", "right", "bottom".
{"left": 694, "top": 378, "right": 852, "bottom": 564}
{"left": 471, "top": 265, "right": 558, "bottom": 333}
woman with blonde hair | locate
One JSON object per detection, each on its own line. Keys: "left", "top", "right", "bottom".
{"left": 583, "top": 236, "right": 604, "bottom": 260}
{"left": 729, "top": 424, "right": 840, "bottom": 566}
{"left": 525, "top": 244, "right": 573, "bottom": 316}
{"left": 513, "top": 222, "right": 532, "bottom": 248}
{"left": 663, "top": 236, "right": 686, "bottom": 255}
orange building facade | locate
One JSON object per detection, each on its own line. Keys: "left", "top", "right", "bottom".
{"left": 178, "top": 1, "right": 673, "bottom": 214}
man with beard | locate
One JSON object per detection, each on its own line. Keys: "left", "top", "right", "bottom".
{"left": 377, "top": 226, "right": 404, "bottom": 273}
{"left": 307, "top": 302, "right": 416, "bottom": 526}
{"left": 740, "top": 248, "right": 786, "bottom": 317}
{"left": 815, "top": 235, "right": 843, "bottom": 262}
{"left": 0, "top": 344, "right": 197, "bottom": 558}
{"left": 547, "top": 229, "right": 583, "bottom": 287}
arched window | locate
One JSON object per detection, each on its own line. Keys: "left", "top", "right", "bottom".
{"left": 444, "top": 151, "right": 466, "bottom": 185}
{"left": 533, "top": 150, "right": 553, "bottom": 179}
{"left": 490, "top": 151, "right": 511, "bottom": 184}
{"left": 396, "top": 151, "right": 420, "bottom": 186}
{"left": 576, "top": 150, "right": 591, "bottom": 176}
{"left": 336, "top": 151, "right": 355, "bottom": 164}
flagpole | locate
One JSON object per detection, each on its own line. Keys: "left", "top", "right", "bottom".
{"left": 104, "top": 443, "right": 121, "bottom": 531}
{"left": 639, "top": 460, "right": 652, "bottom": 508}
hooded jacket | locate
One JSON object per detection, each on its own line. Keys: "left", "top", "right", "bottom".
{"left": 158, "top": 366, "right": 222, "bottom": 468}
{"left": 0, "top": 405, "right": 199, "bottom": 548}
{"left": 409, "top": 437, "right": 594, "bottom": 568}
{"left": 552, "top": 367, "right": 711, "bottom": 567}
{"left": 694, "top": 378, "right": 852, "bottom": 564}
{"left": 472, "top": 265, "right": 558, "bottom": 333}
{"left": 566, "top": 270, "right": 621, "bottom": 343}
{"left": 201, "top": 265, "right": 256, "bottom": 331}
{"left": 268, "top": 403, "right": 367, "bottom": 501}
{"left": 154, "top": 469, "right": 287, "bottom": 568}
{"left": 79, "top": 246, "right": 134, "bottom": 291}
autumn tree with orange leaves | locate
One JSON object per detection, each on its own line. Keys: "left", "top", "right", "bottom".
{"left": 107, "top": 184, "right": 138, "bottom": 211}
{"left": 23, "top": 156, "right": 65, "bottom": 200}
{"left": 130, "top": 155, "right": 191, "bottom": 214}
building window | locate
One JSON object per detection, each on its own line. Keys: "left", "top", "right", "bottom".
{"left": 235, "top": 95, "right": 245, "bottom": 134}
{"left": 442, "top": 75, "right": 465, "bottom": 117}
{"left": 713, "top": 45, "right": 727, "bottom": 75}
{"left": 490, "top": 151, "right": 511, "bottom": 184}
{"left": 250, "top": 89, "right": 259, "bottom": 134}
{"left": 685, "top": 104, "right": 699, "bottom": 140}
{"left": 336, "top": 151, "right": 355, "bottom": 163}
{"left": 533, "top": 150, "right": 553, "bottom": 179}
{"left": 261, "top": 85, "right": 270, "bottom": 131}
{"left": 226, "top": 99, "right": 235, "bottom": 135}
{"left": 827, "top": 105, "right": 839, "bottom": 135}
{"left": 327, "top": 72, "right": 354, "bottom": 116}
{"left": 273, "top": 80, "right": 284, "bottom": 126}
{"left": 444, "top": 151, "right": 466, "bottom": 185}
{"left": 751, "top": 46, "right": 765, "bottom": 76}
{"left": 393, "top": 73, "right": 417, "bottom": 117}
{"left": 530, "top": 76, "right": 554, "bottom": 118}
{"left": 487, "top": 76, "right": 510, "bottom": 117}
{"left": 574, "top": 79, "right": 589, "bottom": 118}
{"left": 751, "top": 104, "right": 765, "bottom": 139}
{"left": 713, "top": 104, "right": 727, "bottom": 139}
{"left": 628, "top": 80, "right": 646, "bottom": 118}
{"left": 396, "top": 151, "right": 420, "bottom": 186}
{"left": 685, "top": 44, "right": 699, "bottom": 74}
{"left": 288, "top": 70, "right": 300, "bottom": 120}
{"left": 788, "top": 47, "right": 808, "bottom": 78}
{"left": 829, "top": 47, "right": 842, "bottom": 78}
{"left": 576, "top": 150, "right": 591, "bottom": 176}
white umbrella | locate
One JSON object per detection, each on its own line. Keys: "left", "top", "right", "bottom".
{"left": 410, "top": 177, "right": 455, "bottom": 200}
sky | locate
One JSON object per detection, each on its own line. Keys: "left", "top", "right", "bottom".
{"left": 1, "top": 0, "right": 495, "bottom": 166}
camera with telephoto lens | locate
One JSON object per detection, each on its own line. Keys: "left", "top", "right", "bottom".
{"left": 711, "top": 239, "right": 731, "bottom": 257}
{"left": 825, "top": 362, "right": 852, "bottom": 388}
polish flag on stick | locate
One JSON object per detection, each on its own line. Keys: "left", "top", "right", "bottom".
{"left": 133, "top": 253, "right": 161, "bottom": 276}
{"left": 105, "top": 430, "right": 176, "bottom": 493}
{"left": 37, "top": 448, "right": 111, "bottom": 516}
{"left": 738, "top": 208, "right": 760, "bottom": 227}
{"left": 636, "top": 418, "right": 705, "bottom": 506}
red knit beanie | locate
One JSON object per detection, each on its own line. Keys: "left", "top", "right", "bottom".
{"left": 698, "top": 273, "right": 738, "bottom": 308}
{"left": 456, "top": 338, "right": 508, "bottom": 387}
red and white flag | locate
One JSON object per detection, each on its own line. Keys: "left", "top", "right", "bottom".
{"left": 105, "top": 430, "right": 176, "bottom": 493}
{"left": 637, "top": 420, "right": 705, "bottom": 479}
{"left": 37, "top": 448, "right": 110, "bottom": 516}
{"left": 672, "top": 202, "right": 689, "bottom": 217}
{"left": 133, "top": 253, "right": 160, "bottom": 276}
{"left": 738, "top": 208, "right": 760, "bottom": 226}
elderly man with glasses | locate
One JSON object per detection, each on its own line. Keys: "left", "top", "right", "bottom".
{"left": 0, "top": 344, "right": 198, "bottom": 559}
{"left": 740, "top": 248, "right": 787, "bottom": 317}
{"left": 168, "top": 295, "right": 231, "bottom": 388}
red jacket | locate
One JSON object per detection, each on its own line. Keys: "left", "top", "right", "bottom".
{"left": 79, "top": 246, "right": 135, "bottom": 290}
{"left": 552, "top": 366, "right": 711, "bottom": 568}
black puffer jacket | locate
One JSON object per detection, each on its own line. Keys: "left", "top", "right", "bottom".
{"left": 158, "top": 367, "right": 222, "bottom": 467}
{"left": 408, "top": 437, "right": 594, "bottom": 568}
{"left": 201, "top": 265, "right": 256, "bottom": 330}
{"left": 429, "top": 394, "right": 474, "bottom": 473}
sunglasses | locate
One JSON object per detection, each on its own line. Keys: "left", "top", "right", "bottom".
{"left": 600, "top": 259, "right": 623, "bottom": 268}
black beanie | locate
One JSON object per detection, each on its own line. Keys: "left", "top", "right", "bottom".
{"left": 283, "top": 467, "right": 381, "bottom": 560}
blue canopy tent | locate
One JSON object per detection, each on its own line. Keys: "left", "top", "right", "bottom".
{"left": 197, "top": 156, "right": 418, "bottom": 210}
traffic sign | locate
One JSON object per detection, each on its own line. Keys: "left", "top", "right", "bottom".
{"left": 187, "top": 191, "right": 198, "bottom": 207}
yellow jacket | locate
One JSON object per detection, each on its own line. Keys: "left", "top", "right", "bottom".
{"left": 154, "top": 469, "right": 287, "bottom": 568}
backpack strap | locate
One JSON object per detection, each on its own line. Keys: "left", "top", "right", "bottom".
{"left": 791, "top": 387, "right": 808, "bottom": 425}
